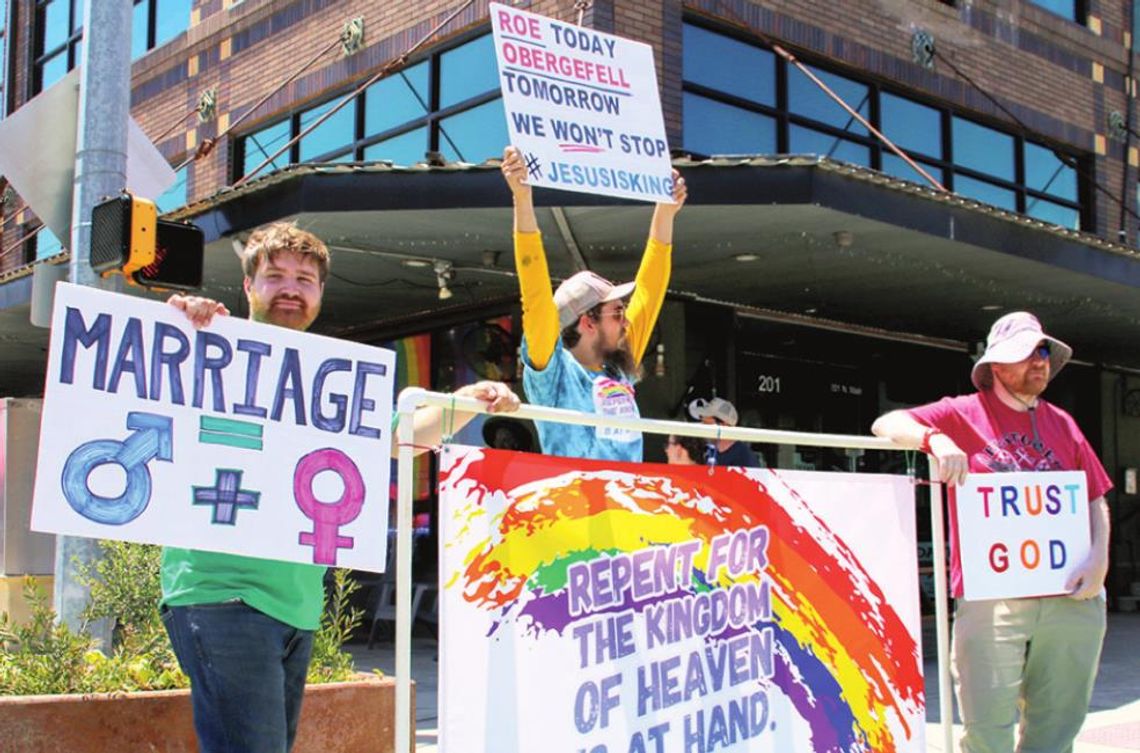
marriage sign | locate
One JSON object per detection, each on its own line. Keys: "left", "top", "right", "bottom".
{"left": 438, "top": 447, "right": 925, "bottom": 752}
{"left": 31, "top": 283, "right": 395, "bottom": 571}
{"left": 490, "top": 2, "right": 674, "bottom": 203}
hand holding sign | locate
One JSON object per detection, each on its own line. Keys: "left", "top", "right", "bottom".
{"left": 168, "top": 293, "right": 230, "bottom": 329}
{"left": 501, "top": 146, "right": 531, "bottom": 195}
{"left": 1064, "top": 543, "right": 1109, "bottom": 600}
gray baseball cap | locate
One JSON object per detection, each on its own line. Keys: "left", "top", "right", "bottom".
{"left": 689, "top": 397, "right": 739, "bottom": 426}
{"left": 554, "top": 271, "right": 634, "bottom": 329}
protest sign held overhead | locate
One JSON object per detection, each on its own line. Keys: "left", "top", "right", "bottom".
{"left": 438, "top": 447, "right": 925, "bottom": 753}
{"left": 31, "top": 284, "right": 396, "bottom": 572}
{"left": 490, "top": 2, "right": 674, "bottom": 203}
{"left": 955, "top": 470, "right": 1091, "bottom": 601}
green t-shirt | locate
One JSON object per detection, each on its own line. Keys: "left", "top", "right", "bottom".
{"left": 160, "top": 548, "right": 326, "bottom": 631}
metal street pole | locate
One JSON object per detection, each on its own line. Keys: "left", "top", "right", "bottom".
{"left": 54, "top": 0, "right": 133, "bottom": 646}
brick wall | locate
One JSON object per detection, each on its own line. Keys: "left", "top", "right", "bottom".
{"left": 2, "top": 0, "right": 1137, "bottom": 273}
{"left": 676, "top": 0, "right": 1136, "bottom": 241}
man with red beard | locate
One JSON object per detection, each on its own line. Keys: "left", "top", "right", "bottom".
{"left": 501, "top": 146, "right": 686, "bottom": 461}
{"left": 161, "top": 223, "right": 519, "bottom": 752}
{"left": 872, "top": 311, "right": 1111, "bottom": 753}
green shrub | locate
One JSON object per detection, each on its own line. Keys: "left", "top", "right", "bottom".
{"left": 0, "top": 542, "right": 368, "bottom": 695}
{"left": 307, "top": 567, "right": 365, "bottom": 684}
{"left": 0, "top": 576, "right": 184, "bottom": 695}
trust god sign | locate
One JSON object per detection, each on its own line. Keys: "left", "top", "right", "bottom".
{"left": 955, "top": 471, "right": 1091, "bottom": 600}
{"left": 31, "top": 284, "right": 395, "bottom": 572}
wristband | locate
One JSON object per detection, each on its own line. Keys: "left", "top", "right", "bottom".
{"left": 918, "top": 427, "right": 942, "bottom": 454}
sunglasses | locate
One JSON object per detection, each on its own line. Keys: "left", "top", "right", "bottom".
{"left": 1029, "top": 343, "right": 1051, "bottom": 360}
{"left": 591, "top": 304, "right": 627, "bottom": 320}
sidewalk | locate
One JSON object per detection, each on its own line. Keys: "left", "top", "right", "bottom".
{"left": 351, "top": 612, "right": 1140, "bottom": 752}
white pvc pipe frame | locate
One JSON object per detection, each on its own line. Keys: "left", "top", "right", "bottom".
{"left": 393, "top": 387, "right": 954, "bottom": 753}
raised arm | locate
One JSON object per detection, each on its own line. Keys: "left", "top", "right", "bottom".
{"left": 626, "top": 171, "right": 686, "bottom": 362}
{"left": 502, "top": 147, "right": 560, "bottom": 370}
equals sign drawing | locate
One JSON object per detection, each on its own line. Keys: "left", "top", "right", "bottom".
{"left": 199, "top": 416, "right": 264, "bottom": 451}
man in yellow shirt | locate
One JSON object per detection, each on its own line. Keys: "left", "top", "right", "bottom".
{"left": 501, "top": 146, "right": 686, "bottom": 461}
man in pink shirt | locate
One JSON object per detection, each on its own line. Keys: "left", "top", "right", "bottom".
{"left": 872, "top": 311, "right": 1111, "bottom": 753}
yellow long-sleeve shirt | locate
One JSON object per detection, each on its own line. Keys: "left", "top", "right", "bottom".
{"left": 514, "top": 230, "right": 671, "bottom": 370}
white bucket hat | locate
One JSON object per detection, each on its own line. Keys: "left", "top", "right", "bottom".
{"left": 971, "top": 311, "right": 1072, "bottom": 389}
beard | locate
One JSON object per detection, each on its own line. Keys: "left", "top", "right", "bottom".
{"left": 994, "top": 365, "right": 1048, "bottom": 400}
{"left": 250, "top": 293, "right": 318, "bottom": 330}
{"left": 602, "top": 342, "right": 640, "bottom": 381}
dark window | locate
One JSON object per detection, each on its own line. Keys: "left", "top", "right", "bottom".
{"left": 1025, "top": 196, "right": 1079, "bottom": 229}
{"left": 363, "top": 126, "right": 428, "bottom": 165}
{"left": 364, "top": 61, "right": 430, "bottom": 135}
{"left": 683, "top": 23, "right": 774, "bottom": 106}
{"left": 953, "top": 174, "right": 1017, "bottom": 211}
{"left": 1024, "top": 141, "right": 1077, "bottom": 201}
{"left": 789, "top": 125, "right": 870, "bottom": 166}
{"left": 298, "top": 99, "right": 355, "bottom": 162}
{"left": 682, "top": 92, "right": 776, "bottom": 156}
{"left": 439, "top": 34, "right": 498, "bottom": 110}
{"left": 156, "top": 167, "right": 189, "bottom": 213}
{"left": 681, "top": 21, "right": 1088, "bottom": 230}
{"left": 241, "top": 119, "right": 291, "bottom": 180}
{"left": 952, "top": 117, "right": 1015, "bottom": 181}
{"left": 438, "top": 98, "right": 509, "bottom": 163}
{"left": 32, "top": 226, "right": 64, "bottom": 260}
{"left": 131, "top": 0, "right": 189, "bottom": 60}
{"left": 1027, "top": 0, "right": 1081, "bottom": 23}
{"left": 788, "top": 65, "right": 869, "bottom": 136}
{"left": 35, "top": 0, "right": 190, "bottom": 93}
{"left": 881, "top": 154, "right": 943, "bottom": 186}
{"left": 235, "top": 32, "right": 505, "bottom": 182}
{"left": 33, "top": 0, "right": 82, "bottom": 93}
{"left": 880, "top": 92, "right": 940, "bottom": 158}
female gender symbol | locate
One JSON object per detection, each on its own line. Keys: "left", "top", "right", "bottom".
{"left": 293, "top": 448, "right": 365, "bottom": 565}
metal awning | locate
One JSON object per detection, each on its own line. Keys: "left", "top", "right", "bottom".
{"left": 2, "top": 155, "right": 1138, "bottom": 396}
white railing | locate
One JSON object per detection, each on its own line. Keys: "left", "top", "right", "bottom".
{"left": 393, "top": 387, "right": 953, "bottom": 753}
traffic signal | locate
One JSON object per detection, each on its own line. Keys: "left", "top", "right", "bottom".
{"left": 90, "top": 191, "right": 203, "bottom": 291}
{"left": 136, "top": 220, "right": 203, "bottom": 291}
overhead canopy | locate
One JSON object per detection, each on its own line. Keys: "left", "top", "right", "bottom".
{"left": 2, "top": 156, "right": 1138, "bottom": 396}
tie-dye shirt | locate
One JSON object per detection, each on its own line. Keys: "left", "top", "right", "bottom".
{"left": 513, "top": 230, "right": 670, "bottom": 462}
{"left": 523, "top": 339, "right": 642, "bottom": 462}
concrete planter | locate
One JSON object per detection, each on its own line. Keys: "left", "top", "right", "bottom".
{"left": 0, "top": 675, "right": 412, "bottom": 753}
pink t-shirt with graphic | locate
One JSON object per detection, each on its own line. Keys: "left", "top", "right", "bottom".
{"left": 908, "top": 390, "right": 1112, "bottom": 597}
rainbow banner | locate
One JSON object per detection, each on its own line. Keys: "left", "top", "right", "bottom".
{"left": 438, "top": 446, "right": 924, "bottom": 753}
{"left": 385, "top": 333, "right": 431, "bottom": 500}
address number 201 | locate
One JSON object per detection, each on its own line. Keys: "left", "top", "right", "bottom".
{"left": 757, "top": 375, "right": 781, "bottom": 393}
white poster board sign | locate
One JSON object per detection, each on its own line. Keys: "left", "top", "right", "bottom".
{"left": 439, "top": 448, "right": 926, "bottom": 752}
{"left": 31, "top": 284, "right": 395, "bottom": 572}
{"left": 490, "top": 2, "right": 674, "bottom": 203}
{"left": 956, "top": 471, "right": 1090, "bottom": 601}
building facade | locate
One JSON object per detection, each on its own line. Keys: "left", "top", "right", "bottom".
{"left": 1, "top": 0, "right": 1139, "bottom": 605}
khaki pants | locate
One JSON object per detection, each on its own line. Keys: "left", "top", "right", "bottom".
{"left": 952, "top": 595, "right": 1106, "bottom": 753}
